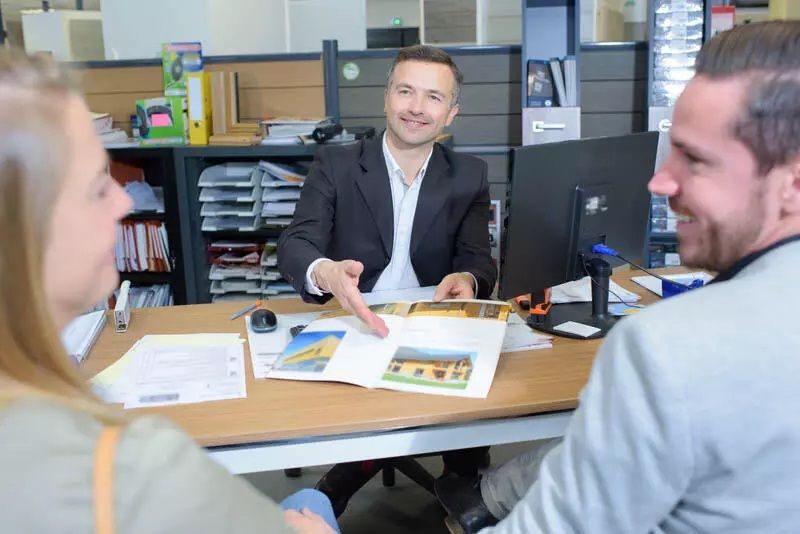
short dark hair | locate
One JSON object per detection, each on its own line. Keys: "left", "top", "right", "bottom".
{"left": 696, "top": 21, "right": 800, "bottom": 175}
{"left": 386, "top": 45, "right": 463, "bottom": 107}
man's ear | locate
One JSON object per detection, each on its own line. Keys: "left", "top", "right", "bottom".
{"left": 445, "top": 103, "right": 459, "bottom": 127}
{"left": 780, "top": 155, "right": 800, "bottom": 215}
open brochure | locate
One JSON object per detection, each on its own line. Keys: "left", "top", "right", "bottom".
{"left": 266, "top": 299, "right": 511, "bottom": 398}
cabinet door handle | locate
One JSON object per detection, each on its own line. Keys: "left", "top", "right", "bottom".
{"left": 531, "top": 121, "right": 566, "bottom": 133}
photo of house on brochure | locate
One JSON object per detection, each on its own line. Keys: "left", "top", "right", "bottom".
{"left": 266, "top": 299, "right": 510, "bottom": 398}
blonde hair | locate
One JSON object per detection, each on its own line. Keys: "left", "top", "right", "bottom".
{"left": 0, "top": 50, "right": 123, "bottom": 422}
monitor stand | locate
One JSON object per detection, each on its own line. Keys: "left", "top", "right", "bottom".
{"left": 527, "top": 257, "right": 617, "bottom": 340}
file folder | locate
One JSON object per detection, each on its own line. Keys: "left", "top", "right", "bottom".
{"left": 187, "top": 72, "right": 212, "bottom": 145}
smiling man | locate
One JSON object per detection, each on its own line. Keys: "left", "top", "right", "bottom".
{"left": 278, "top": 45, "right": 496, "bottom": 516}
{"left": 279, "top": 45, "right": 495, "bottom": 335}
{"left": 436, "top": 21, "right": 800, "bottom": 533}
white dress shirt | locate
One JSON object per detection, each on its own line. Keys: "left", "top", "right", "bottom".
{"left": 305, "top": 134, "right": 475, "bottom": 295}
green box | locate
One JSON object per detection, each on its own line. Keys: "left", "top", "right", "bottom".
{"left": 135, "top": 96, "right": 187, "bottom": 146}
{"left": 161, "top": 42, "right": 203, "bottom": 97}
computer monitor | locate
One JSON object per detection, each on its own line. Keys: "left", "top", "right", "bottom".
{"left": 499, "top": 131, "right": 660, "bottom": 339}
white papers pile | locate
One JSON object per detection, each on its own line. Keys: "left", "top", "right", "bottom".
{"left": 260, "top": 117, "right": 330, "bottom": 140}
{"left": 502, "top": 313, "right": 552, "bottom": 352}
{"left": 91, "top": 334, "right": 246, "bottom": 409}
{"left": 125, "top": 181, "right": 165, "bottom": 213}
{"left": 550, "top": 276, "right": 640, "bottom": 304}
{"left": 198, "top": 163, "right": 263, "bottom": 232}
{"left": 259, "top": 161, "right": 307, "bottom": 225}
{"left": 246, "top": 312, "right": 322, "bottom": 378}
{"left": 118, "top": 284, "right": 173, "bottom": 308}
{"left": 61, "top": 310, "right": 106, "bottom": 363}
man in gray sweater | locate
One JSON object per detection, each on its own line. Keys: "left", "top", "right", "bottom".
{"left": 436, "top": 20, "right": 800, "bottom": 534}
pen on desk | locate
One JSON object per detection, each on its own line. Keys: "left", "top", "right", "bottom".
{"left": 230, "top": 301, "right": 259, "bottom": 320}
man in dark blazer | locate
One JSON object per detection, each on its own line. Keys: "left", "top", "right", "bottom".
{"left": 279, "top": 46, "right": 496, "bottom": 337}
{"left": 278, "top": 45, "right": 496, "bottom": 515}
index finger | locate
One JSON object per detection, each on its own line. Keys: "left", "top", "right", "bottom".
{"left": 346, "top": 288, "right": 389, "bottom": 337}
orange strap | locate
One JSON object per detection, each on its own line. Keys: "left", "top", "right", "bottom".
{"left": 94, "top": 426, "right": 122, "bottom": 534}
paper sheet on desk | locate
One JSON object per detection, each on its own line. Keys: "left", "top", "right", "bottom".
{"left": 502, "top": 325, "right": 552, "bottom": 353}
{"left": 550, "top": 276, "right": 640, "bottom": 304}
{"left": 124, "top": 342, "right": 246, "bottom": 409}
{"left": 91, "top": 334, "right": 244, "bottom": 406}
{"left": 246, "top": 312, "right": 322, "bottom": 379}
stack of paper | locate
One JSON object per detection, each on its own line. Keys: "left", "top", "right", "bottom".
{"left": 502, "top": 313, "right": 552, "bottom": 353}
{"left": 550, "top": 276, "right": 641, "bottom": 304}
{"left": 115, "top": 221, "right": 171, "bottom": 272}
{"left": 61, "top": 310, "right": 107, "bottom": 363}
{"left": 119, "top": 284, "right": 173, "bottom": 308}
{"left": 91, "top": 334, "right": 246, "bottom": 408}
{"left": 631, "top": 272, "right": 712, "bottom": 297}
{"left": 259, "top": 160, "right": 307, "bottom": 226}
{"left": 198, "top": 163, "right": 263, "bottom": 232}
{"left": 260, "top": 117, "right": 330, "bottom": 142}
{"left": 124, "top": 181, "right": 165, "bottom": 214}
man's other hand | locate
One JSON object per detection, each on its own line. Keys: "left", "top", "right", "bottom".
{"left": 313, "top": 259, "right": 390, "bottom": 337}
{"left": 434, "top": 272, "right": 475, "bottom": 302}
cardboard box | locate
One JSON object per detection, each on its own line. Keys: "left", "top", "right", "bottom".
{"left": 135, "top": 96, "right": 187, "bottom": 146}
{"left": 161, "top": 42, "right": 203, "bottom": 96}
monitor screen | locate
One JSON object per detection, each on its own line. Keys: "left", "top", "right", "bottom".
{"left": 499, "top": 132, "right": 660, "bottom": 300}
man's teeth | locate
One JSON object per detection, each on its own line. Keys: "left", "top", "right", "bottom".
{"left": 676, "top": 214, "right": 694, "bottom": 223}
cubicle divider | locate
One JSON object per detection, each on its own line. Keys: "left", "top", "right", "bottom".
{"left": 71, "top": 53, "right": 327, "bottom": 136}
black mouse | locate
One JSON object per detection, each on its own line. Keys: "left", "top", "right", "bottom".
{"left": 250, "top": 309, "right": 277, "bottom": 333}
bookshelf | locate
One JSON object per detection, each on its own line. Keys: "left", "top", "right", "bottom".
{"left": 646, "top": 0, "right": 713, "bottom": 267}
{"left": 174, "top": 145, "right": 320, "bottom": 304}
{"left": 520, "top": 0, "right": 581, "bottom": 146}
{"left": 108, "top": 147, "right": 188, "bottom": 305}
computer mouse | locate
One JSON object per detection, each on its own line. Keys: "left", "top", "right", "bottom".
{"left": 250, "top": 309, "right": 277, "bottom": 333}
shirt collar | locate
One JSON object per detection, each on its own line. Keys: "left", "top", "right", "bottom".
{"left": 710, "top": 233, "right": 800, "bottom": 284}
{"left": 382, "top": 133, "right": 434, "bottom": 184}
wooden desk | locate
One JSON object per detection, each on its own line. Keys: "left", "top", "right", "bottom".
{"left": 83, "top": 269, "right": 672, "bottom": 473}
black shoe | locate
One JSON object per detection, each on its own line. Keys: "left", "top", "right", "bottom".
{"left": 435, "top": 474, "right": 498, "bottom": 534}
{"left": 315, "top": 461, "right": 381, "bottom": 517}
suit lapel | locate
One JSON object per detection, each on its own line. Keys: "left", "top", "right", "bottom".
{"left": 411, "top": 145, "right": 451, "bottom": 256}
{"left": 356, "top": 138, "right": 394, "bottom": 258}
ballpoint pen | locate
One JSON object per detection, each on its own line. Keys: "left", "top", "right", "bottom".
{"left": 229, "top": 299, "right": 262, "bottom": 320}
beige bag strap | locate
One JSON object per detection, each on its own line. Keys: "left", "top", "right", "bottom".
{"left": 94, "top": 426, "right": 122, "bottom": 534}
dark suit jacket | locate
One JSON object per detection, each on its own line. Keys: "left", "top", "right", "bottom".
{"left": 278, "top": 136, "right": 497, "bottom": 303}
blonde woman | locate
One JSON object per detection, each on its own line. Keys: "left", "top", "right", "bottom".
{"left": 0, "top": 51, "right": 337, "bottom": 534}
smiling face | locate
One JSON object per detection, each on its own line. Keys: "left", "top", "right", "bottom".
{"left": 383, "top": 60, "right": 460, "bottom": 150}
{"left": 648, "top": 74, "right": 792, "bottom": 272}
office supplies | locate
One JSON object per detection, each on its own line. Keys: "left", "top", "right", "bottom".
{"left": 500, "top": 132, "right": 659, "bottom": 339}
{"left": 250, "top": 309, "right": 277, "bottom": 333}
{"left": 527, "top": 59, "right": 554, "bottom": 107}
{"left": 187, "top": 71, "right": 212, "bottom": 145}
{"left": 632, "top": 272, "right": 712, "bottom": 297}
{"left": 135, "top": 96, "right": 187, "bottom": 145}
{"left": 61, "top": 310, "right": 106, "bottom": 363}
{"left": 501, "top": 325, "right": 552, "bottom": 353}
{"left": 549, "top": 58, "right": 567, "bottom": 106}
{"left": 289, "top": 325, "right": 306, "bottom": 338}
{"left": 230, "top": 300, "right": 260, "bottom": 320}
{"left": 267, "top": 299, "right": 511, "bottom": 399}
{"left": 161, "top": 42, "right": 203, "bottom": 97}
{"left": 550, "top": 276, "right": 640, "bottom": 304}
{"left": 114, "top": 281, "right": 131, "bottom": 333}
{"left": 91, "top": 333, "right": 245, "bottom": 408}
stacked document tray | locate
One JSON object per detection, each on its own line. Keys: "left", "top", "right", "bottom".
{"left": 652, "top": 0, "right": 705, "bottom": 107}
{"left": 259, "top": 160, "right": 307, "bottom": 227}
{"left": 199, "top": 163, "right": 263, "bottom": 232}
{"left": 207, "top": 240, "right": 299, "bottom": 302}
